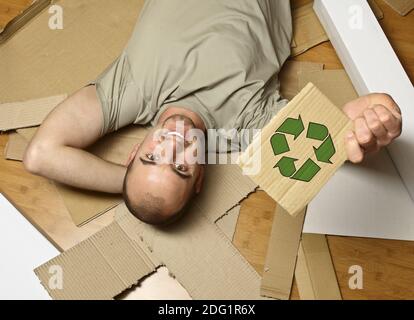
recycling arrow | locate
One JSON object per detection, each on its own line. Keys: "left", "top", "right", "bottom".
{"left": 291, "top": 159, "right": 321, "bottom": 182}
{"left": 313, "top": 135, "right": 336, "bottom": 164}
{"left": 271, "top": 133, "right": 290, "bottom": 156}
{"left": 276, "top": 116, "right": 304, "bottom": 140}
{"left": 307, "top": 122, "right": 329, "bottom": 141}
{"left": 274, "top": 157, "right": 297, "bottom": 177}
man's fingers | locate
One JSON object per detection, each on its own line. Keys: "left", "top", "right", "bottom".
{"left": 373, "top": 105, "right": 402, "bottom": 139}
{"left": 363, "top": 108, "right": 388, "bottom": 146}
{"left": 354, "top": 117, "right": 375, "bottom": 149}
{"left": 345, "top": 131, "right": 364, "bottom": 163}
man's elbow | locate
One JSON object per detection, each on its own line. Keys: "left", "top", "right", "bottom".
{"left": 23, "top": 140, "right": 51, "bottom": 176}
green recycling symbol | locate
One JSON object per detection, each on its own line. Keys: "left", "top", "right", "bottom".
{"left": 270, "top": 116, "right": 336, "bottom": 182}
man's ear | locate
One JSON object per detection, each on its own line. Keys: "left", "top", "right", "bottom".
{"left": 126, "top": 143, "right": 140, "bottom": 167}
{"left": 195, "top": 165, "right": 205, "bottom": 194}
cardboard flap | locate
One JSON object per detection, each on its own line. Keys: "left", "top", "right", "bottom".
{"left": 291, "top": 3, "right": 328, "bottom": 56}
{"left": 0, "top": 94, "right": 67, "bottom": 131}
{"left": 35, "top": 222, "right": 157, "bottom": 300}
{"left": 239, "top": 83, "right": 353, "bottom": 216}
{"left": 116, "top": 204, "right": 266, "bottom": 300}
{"left": 260, "top": 205, "right": 306, "bottom": 300}
{"left": 295, "top": 234, "right": 342, "bottom": 300}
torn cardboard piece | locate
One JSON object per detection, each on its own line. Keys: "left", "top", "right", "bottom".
{"left": 239, "top": 83, "right": 353, "bottom": 216}
{"left": 298, "top": 69, "right": 359, "bottom": 108}
{"left": 35, "top": 222, "right": 158, "bottom": 300}
{"left": 383, "top": 0, "right": 414, "bottom": 15}
{"left": 35, "top": 202, "right": 266, "bottom": 300}
{"left": 0, "top": 94, "right": 67, "bottom": 131}
{"left": 115, "top": 204, "right": 266, "bottom": 300}
{"left": 280, "top": 60, "right": 324, "bottom": 100}
{"left": 4, "top": 133, "right": 28, "bottom": 161}
{"left": 295, "top": 234, "right": 341, "bottom": 300}
{"left": 291, "top": 3, "right": 329, "bottom": 56}
{"left": 260, "top": 205, "right": 306, "bottom": 300}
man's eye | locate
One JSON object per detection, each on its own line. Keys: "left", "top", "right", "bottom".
{"left": 174, "top": 163, "right": 188, "bottom": 172}
{"left": 146, "top": 153, "right": 156, "bottom": 161}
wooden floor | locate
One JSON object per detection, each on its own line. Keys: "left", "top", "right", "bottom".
{"left": 0, "top": 0, "right": 32, "bottom": 31}
{"left": 0, "top": 0, "right": 413, "bottom": 300}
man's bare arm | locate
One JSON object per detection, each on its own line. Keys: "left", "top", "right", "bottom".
{"left": 23, "top": 85, "right": 126, "bottom": 194}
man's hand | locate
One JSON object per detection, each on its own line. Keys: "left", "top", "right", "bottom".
{"left": 343, "top": 93, "right": 402, "bottom": 163}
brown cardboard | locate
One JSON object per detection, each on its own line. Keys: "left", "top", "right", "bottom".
{"left": 383, "top": 0, "right": 414, "bottom": 16}
{"left": 4, "top": 133, "right": 28, "bottom": 161}
{"left": 291, "top": 3, "right": 329, "bottom": 57}
{"left": 215, "top": 205, "right": 241, "bottom": 241}
{"left": 294, "top": 234, "right": 342, "bottom": 300}
{"left": 0, "top": 94, "right": 67, "bottom": 131}
{"left": 116, "top": 204, "right": 266, "bottom": 300}
{"left": 0, "top": 0, "right": 144, "bottom": 103}
{"left": 35, "top": 222, "right": 158, "bottom": 300}
{"left": 239, "top": 83, "right": 353, "bottom": 216}
{"left": 260, "top": 205, "right": 306, "bottom": 300}
{"left": 0, "top": 0, "right": 51, "bottom": 44}
{"left": 298, "top": 69, "right": 359, "bottom": 108}
{"left": 280, "top": 60, "right": 324, "bottom": 100}
{"left": 35, "top": 200, "right": 265, "bottom": 300}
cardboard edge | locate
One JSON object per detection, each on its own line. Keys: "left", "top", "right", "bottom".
{"left": 0, "top": 0, "right": 52, "bottom": 45}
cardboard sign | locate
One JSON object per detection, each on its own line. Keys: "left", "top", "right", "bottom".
{"left": 239, "top": 83, "right": 353, "bottom": 216}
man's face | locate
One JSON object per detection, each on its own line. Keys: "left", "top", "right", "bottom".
{"left": 124, "top": 114, "right": 206, "bottom": 223}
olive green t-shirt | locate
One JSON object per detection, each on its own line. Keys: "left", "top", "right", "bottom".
{"left": 93, "top": 0, "right": 292, "bottom": 143}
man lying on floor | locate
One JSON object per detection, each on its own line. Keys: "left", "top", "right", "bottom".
{"left": 23, "top": 0, "right": 402, "bottom": 225}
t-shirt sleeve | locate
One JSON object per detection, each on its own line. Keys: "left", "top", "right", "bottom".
{"left": 91, "top": 51, "right": 143, "bottom": 137}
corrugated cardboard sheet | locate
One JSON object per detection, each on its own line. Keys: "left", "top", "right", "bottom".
{"left": 260, "top": 206, "right": 306, "bottom": 300}
{"left": 298, "top": 69, "right": 359, "bottom": 107}
{"left": 34, "top": 206, "right": 259, "bottom": 300}
{"left": 239, "top": 83, "right": 353, "bottom": 216}
{"left": 383, "top": 0, "right": 414, "bottom": 15}
{"left": 35, "top": 222, "right": 158, "bottom": 300}
{"left": 116, "top": 204, "right": 266, "bottom": 300}
{"left": 0, "top": 95, "right": 67, "bottom": 131}
{"left": 295, "top": 234, "right": 342, "bottom": 300}
{"left": 0, "top": 0, "right": 144, "bottom": 103}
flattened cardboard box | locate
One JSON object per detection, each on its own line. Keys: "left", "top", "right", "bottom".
{"left": 239, "top": 83, "right": 353, "bottom": 216}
